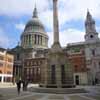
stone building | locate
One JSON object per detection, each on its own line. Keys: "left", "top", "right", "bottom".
{"left": 40, "top": 0, "right": 74, "bottom": 88}
{"left": 11, "top": 6, "right": 48, "bottom": 83}
{"left": 84, "top": 11, "right": 100, "bottom": 84}
{"left": 66, "top": 11, "right": 100, "bottom": 85}
{"left": 11, "top": 45, "right": 24, "bottom": 83}
{"left": 0, "top": 48, "right": 14, "bottom": 83}
{"left": 67, "top": 43, "right": 88, "bottom": 85}
{"left": 10, "top": 1, "right": 100, "bottom": 85}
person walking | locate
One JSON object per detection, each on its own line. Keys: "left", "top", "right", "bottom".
{"left": 16, "top": 80, "right": 21, "bottom": 95}
{"left": 22, "top": 80, "right": 28, "bottom": 91}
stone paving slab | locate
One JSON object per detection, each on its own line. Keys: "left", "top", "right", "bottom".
{"left": 68, "top": 95, "right": 91, "bottom": 100}
{"left": 11, "top": 95, "right": 44, "bottom": 100}
{"left": 0, "top": 86, "right": 100, "bottom": 100}
{"left": 0, "top": 94, "right": 4, "bottom": 100}
{"left": 83, "top": 94, "right": 100, "bottom": 100}
{"left": 48, "top": 95, "right": 64, "bottom": 100}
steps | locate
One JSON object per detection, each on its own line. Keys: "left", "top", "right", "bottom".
{"left": 29, "top": 87, "right": 88, "bottom": 94}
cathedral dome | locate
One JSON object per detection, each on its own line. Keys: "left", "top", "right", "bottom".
{"left": 26, "top": 18, "right": 44, "bottom": 29}
{"left": 21, "top": 7, "right": 48, "bottom": 49}
{"left": 24, "top": 7, "right": 45, "bottom": 34}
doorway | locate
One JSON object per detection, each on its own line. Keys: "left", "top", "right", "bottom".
{"left": 75, "top": 75, "right": 79, "bottom": 85}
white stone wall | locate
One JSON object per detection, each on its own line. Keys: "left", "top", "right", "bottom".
{"left": 85, "top": 41, "right": 100, "bottom": 84}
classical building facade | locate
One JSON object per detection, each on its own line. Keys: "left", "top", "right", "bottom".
{"left": 11, "top": 6, "right": 48, "bottom": 83}
{"left": 11, "top": 45, "right": 24, "bottom": 83}
{"left": 0, "top": 48, "right": 14, "bottom": 83}
{"left": 66, "top": 11, "right": 100, "bottom": 85}
{"left": 84, "top": 11, "right": 100, "bottom": 84}
{"left": 67, "top": 43, "right": 88, "bottom": 85}
{"left": 10, "top": 2, "right": 100, "bottom": 85}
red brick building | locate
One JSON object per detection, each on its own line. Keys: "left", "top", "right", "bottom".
{"left": 67, "top": 43, "right": 88, "bottom": 85}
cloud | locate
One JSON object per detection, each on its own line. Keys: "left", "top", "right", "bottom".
{"left": 15, "top": 23, "right": 25, "bottom": 30}
{"left": 0, "top": 0, "right": 100, "bottom": 48}
{"left": 0, "top": 0, "right": 100, "bottom": 30}
{"left": 60, "top": 29, "right": 85, "bottom": 47}
{"left": 0, "top": 0, "right": 50, "bottom": 16}
{"left": 48, "top": 28, "right": 85, "bottom": 47}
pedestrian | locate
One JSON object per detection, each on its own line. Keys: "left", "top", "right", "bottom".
{"left": 22, "top": 80, "right": 28, "bottom": 91}
{"left": 16, "top": 80, "right": 21, "bottom": 95}
{"left": 22, "top": 80, "right": 25, "bottom": 91}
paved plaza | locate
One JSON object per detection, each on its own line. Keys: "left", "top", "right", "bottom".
{"left": 0, "top": 84, "right": 100, "bottom": 100}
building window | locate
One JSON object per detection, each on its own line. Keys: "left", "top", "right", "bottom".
{"left": 99, "top": 62, "right": 100, "bottom": 69}
{"left": 0, "top": 63, "right": 3, "bottom": 67}
{"left": 17, "top": 54, "right": 20, "bottom": 60}
{"left": 0, "top": 55, "right": 3, "bottom": 60}
{"left": 29, "top": 35, "right": 31, "bottom": 45}
{"left": 24, "top": 68, "right": 27, "bottom": 77}
{"left": 35, "top": 34, "right": 37, "bottom": 44}
{"left": 92, "top": 49, "right": 95, "bottom": 56}
{"left": 74, "top": 65, "right": 78, "bottom": 72}
{"left": 51, "top": 65, "right": 56, "bottom": 84}
{"left": 8, "top": 58, "right": 13, "bottom": 62}
{"left": 38, "top": 35, "right": 39, "bottom": 44}
{"left": 61, "top": 65, "right": 66, "bottom": 84}
{"left": 0, "top": 70, "right": 2, "bottom": 74}
{"left": 7, "top": 64, "right": 12, "bottom": 68}
{"left": 41, "top": 36, "right": 42, "bottom": 45}
{"left": 7, "top": 71, "right": 12, "bottom": 74}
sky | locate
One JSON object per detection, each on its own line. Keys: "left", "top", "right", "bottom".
{"left": 0, "top": 0, "right": 100, "bottom": 49}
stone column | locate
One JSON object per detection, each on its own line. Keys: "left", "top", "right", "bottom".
{"left": 53, "top": 0, "right": 59, "bottom": 44}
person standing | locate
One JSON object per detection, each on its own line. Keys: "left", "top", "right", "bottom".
{"left": 22, "top": 80, "right": 28, "bottom": 91}
{"left": 16, "top": 80, "right": 21, "bottom": 95}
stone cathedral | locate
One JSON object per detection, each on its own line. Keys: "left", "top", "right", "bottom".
{"left": 40, "top": 0, "right": 74, "bottom": 88}
{"left": 11, "top": 0, "right": 100, "bottom": 85}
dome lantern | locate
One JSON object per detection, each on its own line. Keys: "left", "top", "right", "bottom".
{"left": 33, "top": 5, "right": 38, "bottom": 18}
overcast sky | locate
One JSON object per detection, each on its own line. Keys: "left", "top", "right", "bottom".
{"left": 0, "top": 0, "right": 100, "bottom": 48}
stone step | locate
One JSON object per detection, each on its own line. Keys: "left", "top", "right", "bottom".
{"left": 29, "top": 87, "right": 88, "bottom": 94}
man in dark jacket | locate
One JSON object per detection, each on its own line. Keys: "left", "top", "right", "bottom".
{"left": 16, "top": 80, "right": 21, "bottom": 95}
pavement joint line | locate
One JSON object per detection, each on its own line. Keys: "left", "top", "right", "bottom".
{"left": 78, "top": 95, "right": 97, "bottom": 100}
{"left": 7, "top": 93, "right": 35, "bottom": 100}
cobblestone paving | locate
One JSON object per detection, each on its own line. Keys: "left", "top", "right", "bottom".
{"left": 0, "top": 86, "right": 100, "bottom": 100}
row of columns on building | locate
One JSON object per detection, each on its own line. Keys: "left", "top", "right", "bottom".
{"left": 23, "top": 67, "right": 40, "bottom": 82}
{"left": 0, "top": 75, "right": 12, "bottom": 83}
{"left": 21, "top": 34, "right": 48, "bottom": 47}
